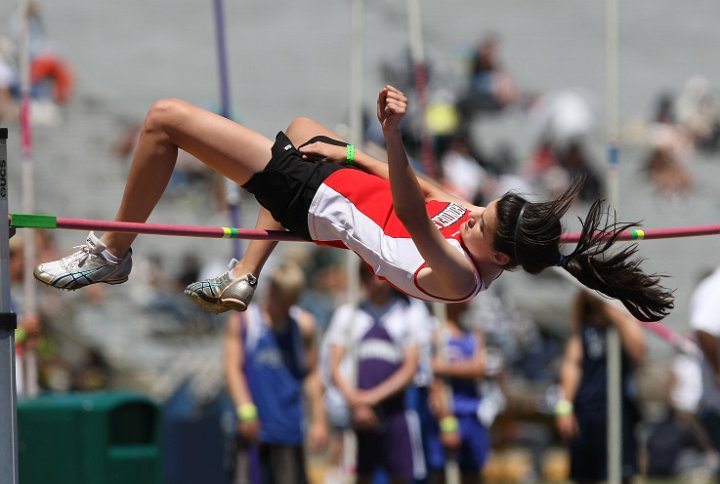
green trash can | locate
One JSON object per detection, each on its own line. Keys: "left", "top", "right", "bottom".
{"left": 17, "top": 391, "right": 162, "bottom": 484}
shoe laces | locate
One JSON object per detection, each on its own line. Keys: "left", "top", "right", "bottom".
{"left": 63, "top": 243, "right": 98, "bottom": 268}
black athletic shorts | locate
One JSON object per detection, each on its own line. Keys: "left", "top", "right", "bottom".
{"left": 242, "top": 132, "right": 349, "bottom": 241}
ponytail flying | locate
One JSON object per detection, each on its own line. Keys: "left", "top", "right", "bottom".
{"left": 493, "top": 179, "right": 674, "bottom": 322}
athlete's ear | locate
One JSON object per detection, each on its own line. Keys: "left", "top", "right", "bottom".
{"left": 492, "top": 251, "right": 510, "bottom": 266}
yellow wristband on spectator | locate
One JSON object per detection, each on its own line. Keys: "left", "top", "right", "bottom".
{"left": 15, "top": 328, "right": 27, "bottom": 344}
{"left": 439, "top": 415, "right": 459, "bottom": 433}
{"left": 554, "top": 399, "right": 573, "bottom": 417}
{"left": 237, "top": 403, "right": 258, "bottom": 422}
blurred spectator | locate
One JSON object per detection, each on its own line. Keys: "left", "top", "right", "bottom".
{"left": 0, "top": 35, "right": 18, "bottom": 123}
{"left": 676, "top": 75, "right": 720, "bottom": 153}
{"left": 426, "top": 301, "right": 491, "bottom": 483}
{"left": 645, "top": 333, "right": 719, "bottom": 479}
{"left": 224, "top": 262, "right": 327, "bottom": 484}
{"left": 439, "top": 130, "right": 488, "bottom": 205}
{"left": 689, "top": 265, "right": 720, "bottom": 482}
{"left": 456, "top": 34, "right": 518, "bottom": 120}
{"left": 424, "top": 89, "right": 462, "bottom": 161}
{"left": 642, "top": 93, "right": 694, "bottom": 195}
{"left": 298, "top": 247, "right": 347, "bottom": 332}
{"left": 406, "top": 298, "right": 438, "bottom": 484}
{"left": 325, "top": 266, "right": 427, "bottom": 483}
{"left": 524, "top": 89, "right": 603, "bottom": 201}
{"left": 319, "top": 326, "right": 354, "bottom": 484}
{"left": 8, "top": 1, "right": 75, "bottom": 114}
{"left": 555, "top": 291, "right": 644, "bottom": 483}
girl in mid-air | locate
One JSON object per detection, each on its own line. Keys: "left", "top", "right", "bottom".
{"left": 35, "top": 85, "right": 673, "bottom": 322}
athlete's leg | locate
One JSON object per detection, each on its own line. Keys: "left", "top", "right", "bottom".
{"left": 34, "top": 99, "right": 276, "bottom": 292}
{"left": 227, "top": 116, "right": 345, "bottom": 278}
{"left": 229, "top": 209, "right": 280, "bottom": 278}
{"left": 183, "top": 117, "right": 343, "bottom": 311}
{"left": 285, "top": 116, "right": 348, "bottom": 145}
{"left": 104, "top": 98, "right": 273, "bottom": 256}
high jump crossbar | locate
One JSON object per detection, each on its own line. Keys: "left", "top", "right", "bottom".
{"left": 9, "top": 213, "right": 720, "bottom": 243}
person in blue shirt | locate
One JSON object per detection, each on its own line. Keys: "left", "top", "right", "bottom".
{"left": 427, "top": 301, "right": 490, "bottom": 483}
{"left": 224, "top": 261, "right": 327, "bottom": 484}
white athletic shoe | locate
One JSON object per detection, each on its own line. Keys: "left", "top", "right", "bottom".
{"left": 33, "top": 232, "right": 133, "bottom": 290}
{"left": 184, "top": 259, "right": 257, "bottom": 314}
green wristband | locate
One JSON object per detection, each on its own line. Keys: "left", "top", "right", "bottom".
{"left": 554, "top": 399, "right": 573, "bottom": 417}
{"left": 439, "top": 415, "right": 459, "bottom": 433}
{"left": 237, "top": 403, "right": 258, "bottom": 422}
{"left": 346, "top": 144, "right": 355, "bottom": 163}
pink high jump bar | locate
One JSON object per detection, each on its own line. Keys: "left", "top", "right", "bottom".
{"left": 9, "top": 213, "right": 720, "bottom": 243}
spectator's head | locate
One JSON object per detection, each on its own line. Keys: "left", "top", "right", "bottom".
{"left": 446, "top": 301, "right": 470, "bottom": 322}
{"left": 359, "top": 264, "right": 398, "bottom": 305}
{"left": 267, "top": 261, "right": 306, "bottom": 309}
{"left": 575, "top": 290, "right": 610, "bottom": 328}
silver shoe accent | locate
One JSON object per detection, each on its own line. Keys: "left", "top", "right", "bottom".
{"left": 33, "top": 232, "right": 132, "bottom": 290}
{"left": 184, "top": 259, "right": 257, "bottom": 313}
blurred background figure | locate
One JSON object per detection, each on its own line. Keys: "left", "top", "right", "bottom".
{"left": 689, "top": 265, "right": 720, "bottom": 483}
{"left": 555, "top": 291, "right": 645, "bottom": 484}
{"left": 645, "top": 331, "right": 719, "bottom": 481}
{"left": 8, "top": 1, "right": 75, "bottom": 123}
{"left": 676, "top": 75, "right": 720, "bottom": 153}
{"left": 319, "top": 325, "right": 354, "bottom": 484}
{"left": 642, "top": 92, "right": 694, "bottom": 195}
{"left": 438, "top": 130, "right": 489, "bottom": 205}
{"left": 224, "top": 261, "right": 327, "bottom": 484}
{"left": 325, "top": 266, "right": 428, "bottom": 484}
{"left": 0, "top": 35, "right": 18, "bottom": 122}
{"left": 456, "top": 34, "right": 518, "bottom": 122}
{"left": 524, "top": 88, "right": 603, "bottom": 202}
{"left": 426, "top": 301, "right": 491, "bottom": 484}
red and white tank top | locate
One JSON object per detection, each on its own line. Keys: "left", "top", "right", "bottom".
{"left": 308, "top": 168, "right": 486, "bottom": 302}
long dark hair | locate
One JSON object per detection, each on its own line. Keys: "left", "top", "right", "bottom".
{"left": 493, "top": 179, "right": 674, "bottom": 322}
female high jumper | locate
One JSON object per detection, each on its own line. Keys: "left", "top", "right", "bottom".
{"left": 34, "top": 85, "right": 674, "bottom": 322}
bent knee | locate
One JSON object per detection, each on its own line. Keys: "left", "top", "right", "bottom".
{"left": 286, "top": 115, "right": 316, "bottom": 131}
{"left": 143, "top": 98, "right": 191, "bottom": 134}
{"left": 285, "top": 116, "right": 324, "bottom": 142}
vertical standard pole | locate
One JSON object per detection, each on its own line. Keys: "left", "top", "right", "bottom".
{"left": 19, "top": 0, "right": 39, "bottom": 398}
{"left": 346, "top": 0, "right": 364, "bottom": 311}
{"left": 0, "top": 128, "right": 20, "bottom": 484}
{"left": 212, "top": 0, "right": 242, "bottom": 260}
{"left": 342, "top": 1, "right": 365, "bottom": 477}
{"left": 605, "top": 0, "right": 622, "bottom": 481}
{"left": 405, "top": 0, "right": 435, "bottom": 179}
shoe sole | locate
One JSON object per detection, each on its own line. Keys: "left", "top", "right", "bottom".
{"left": 33, "top": 271, "right": 129, "bottom": 291}
{"left": 184, "top": 290, "right": 249, "bottom": 314}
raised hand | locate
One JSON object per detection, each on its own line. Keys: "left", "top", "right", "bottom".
{"left": 376, "top": 85, "right": 408, "bottom": 132}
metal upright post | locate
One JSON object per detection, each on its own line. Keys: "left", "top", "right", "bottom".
{"left": 0, "top": 128, "right": 20, "bottom": 484}
{"left": 605, "top": 0, "right": 622, "bottom": 480}
{"left": 212, "top": 0, "right": 243, "bottom": 260}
